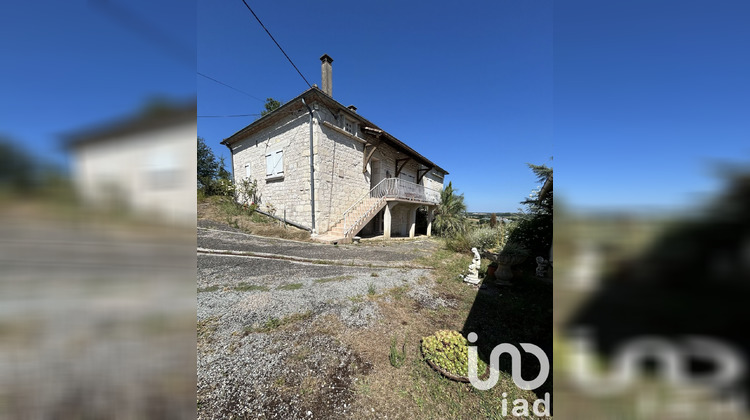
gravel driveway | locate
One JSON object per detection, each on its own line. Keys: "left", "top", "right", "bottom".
{"left": 197, "top": 227, "right": 446, "bottom": 419}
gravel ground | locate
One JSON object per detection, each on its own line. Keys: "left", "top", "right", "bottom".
{"left": 198, "top": 226, "right": 439, "bottom": 266}
{"left": 197, "top": 228, "right": 448, "bottom": 419}
{"left": 1, "top": 218, "right": 196, "bottom": 419}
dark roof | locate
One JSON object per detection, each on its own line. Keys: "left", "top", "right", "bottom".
{"left": 222, "top": 87, "right": 448, "bottom": 174}
{"left": 63, "top": 100, "right": 196, "bottom": 149}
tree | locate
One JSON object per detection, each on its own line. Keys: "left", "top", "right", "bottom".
{"left": 490, "top": 213, "right": 498, "bottom": 228}
{"left": 197, "top": 137, "right": 219, "bottom": 189}
{"left": 507, "top": 163, "right": 553, "bottom": 264}
{"left": 260, "top": 98, "right": 282, "bottom": 116}
{"left": 0, "top": 138, "right": 36, "bottom": 194}
{"left": 434, "top": 181, "right": 467, "bottom": 237}
{"left": 520, "top": 163, "right": 553, "bottom": 216}
{"left": 217, "top": 156, "right": 231, "bottom": 181}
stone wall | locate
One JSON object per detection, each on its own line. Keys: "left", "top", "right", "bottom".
{"left": 230, "top": 111, "right": 315, "bottom": 228}
{"left": 316, "top": 125, "right": 370, "bottom": 232}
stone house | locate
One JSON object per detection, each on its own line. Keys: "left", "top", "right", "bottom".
{"left": 65, "top": 101, "right": 197, "bottom": 225}
{"left": 222, "top": 55, "right": 448, "bottom": 243}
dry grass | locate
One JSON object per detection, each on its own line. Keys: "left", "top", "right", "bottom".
{"left": 324, "top": 246, "right": 552, "bottom": 419}
{"left": 198, "top": 195, "right": 311, "bottom": 241}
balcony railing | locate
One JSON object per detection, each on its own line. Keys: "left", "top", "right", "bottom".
{"left": 377, "top": 178, "right": 441, "bottom": 204}
{"left": 338, "top": 178, "right": 441, "bottom": 236}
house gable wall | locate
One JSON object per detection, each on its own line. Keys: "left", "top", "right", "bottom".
{"left": 230, "top": 111, "right": 314, "bottom": 227}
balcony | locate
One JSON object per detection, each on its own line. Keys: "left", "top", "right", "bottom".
{"left": 372, "top": 178, "right": 441, "bottom": 205}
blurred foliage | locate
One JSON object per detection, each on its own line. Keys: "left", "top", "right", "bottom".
{"left": 0, "top": 137, "right": 73, "bottom": 200}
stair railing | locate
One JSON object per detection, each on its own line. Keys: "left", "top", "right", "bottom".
{"left": 337, "top": 178, "right": 441, "bottom": 237}
{"left": 340, "top": 178, "right": 391, "bottom": 234}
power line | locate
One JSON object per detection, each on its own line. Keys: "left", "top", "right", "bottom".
{"left": 197, "top": 72, "right": 265, "bottom": 102}
{"left": 239, "top": 0, "right": 312, "bottom": 89}
{"left": 89, "top": 0, "right": 194, "bottom": 67}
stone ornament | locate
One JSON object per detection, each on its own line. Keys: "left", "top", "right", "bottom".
{"left": 464, "top": 247, "right": 482, "bottom": 285}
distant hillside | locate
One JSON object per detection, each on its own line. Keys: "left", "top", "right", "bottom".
{"left": 467, "top": 212, "right": 525, "bottom": 224}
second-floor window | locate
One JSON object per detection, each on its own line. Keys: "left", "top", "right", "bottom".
{"left": 265, "top": 149, "right": 284, "bottom": 180}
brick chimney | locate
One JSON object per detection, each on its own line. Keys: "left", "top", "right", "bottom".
{"left": 320, "top": 54, "right": 333, "bottom": 97}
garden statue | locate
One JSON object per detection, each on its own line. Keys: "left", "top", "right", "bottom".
{"left": 463, "top": 247, "right": 482, "bottom": 285}
{"left": 535, "top": 256, "right": 549, "bottom": 277}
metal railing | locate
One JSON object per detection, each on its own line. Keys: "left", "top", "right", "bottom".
{"left": 381, "top": 178, "right": 441, "bottom": 205}
{"left": 338, "top": 178, "right": 441, "bottom": 237}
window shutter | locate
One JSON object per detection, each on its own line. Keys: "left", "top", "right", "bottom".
{"left": 275, "top": 150, "right": 284, "bottom": 175}
{"left": 266, "top": 153, "right": 273, "bottom": 176}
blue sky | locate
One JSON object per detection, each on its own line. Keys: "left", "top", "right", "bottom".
{"left": 2, "top": 1, "right": 748, "bottom": 213}
{"left": 0, "top": 1, "right": 195, "bottom": 166}
{"left": 198, "top": 1, "right": 554, "bottom": 213}
{"left": 555, "top": 0, "right": 750, "bottom": 212}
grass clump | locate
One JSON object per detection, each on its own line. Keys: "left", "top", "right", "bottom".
{"left": 234, "top": 283, "right": 269, "bottom": 292}
{"left": 367, "top": 283, "right": 377, "bottom": 296}
{"left": 314, "top": 275, "right": 353, "bottom": 284}
{"left": 243, "top": 311, "right": 312, "bottom": 334}
{"left": 388, "top": 285, "right": 409, "bottom": 301}
{"left": 389, "top": 335, "right": 407, "bottom": 368}
{"left": 277, "top": 282, "right": 303, "bottom": 291}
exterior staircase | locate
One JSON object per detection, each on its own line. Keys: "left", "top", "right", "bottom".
{"left": 313, "top": 178, "right": 440, "bottom": 244}
{"left": 314, "top": 196, "right": 387, "bottom": 244}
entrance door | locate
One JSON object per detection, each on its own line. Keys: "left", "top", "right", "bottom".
{"left": 370, "top": 159, "right": 382, "bottom": 189}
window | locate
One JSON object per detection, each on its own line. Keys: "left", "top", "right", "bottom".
{"left": 342, "top": 116, "right": 358, "bottom": 135}
{"left": 265, "top": 149, "right": 284, "bottom": 180}
{"left": 244, "top": 163, "right": 251, "bottom": 179}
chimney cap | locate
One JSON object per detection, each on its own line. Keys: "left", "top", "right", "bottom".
{"left": 347, "top": 105, "right": 357, "bottom": 112}
{"left": 320, "top": 54, "right": 333, "bottom": 64}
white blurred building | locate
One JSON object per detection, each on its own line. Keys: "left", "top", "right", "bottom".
{"left": 65, "top": 101, "right": 196, "bottom": 224}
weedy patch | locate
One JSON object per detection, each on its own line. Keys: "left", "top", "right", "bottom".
{"left": 315, "top": 275, "right": 354, "bottom": 284}
{"left": 198, "top": 285, "right": 220, "bottom": 293}
{"left": 197, "top": 316, "right": 220, "bottom": 342}
{"left": 277, "top": 283, "right": 303, "bottom": 291}
{"left": 243, "top": 311, "right": 313, "bottom": 334}
{"left": 234, "top": 283, "right": 269, "bottom": 292}
{"left": 367, "top": 283, "right": 377, "bottom": 296}
{"left": 388, "top": 285, "right": 410, "bottom": 301}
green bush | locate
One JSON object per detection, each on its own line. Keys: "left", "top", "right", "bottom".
{"left": 421, "top": 330, "right": 486, "bottom": 378}
{"left": 466, "top": 226, "right": 504, "bottom": 251}
{"left": 506, "top": 213, "right": 552, "bottom": 266}
{"left": 445, "top": 226, "right": 506, "bottom": 253}
{"left": 445, "top": 232, "right": 472, "bottom": 253}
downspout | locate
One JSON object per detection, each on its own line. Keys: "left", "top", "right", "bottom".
{"left": 301, "top": 98, "right": 316, "bottom": 234}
